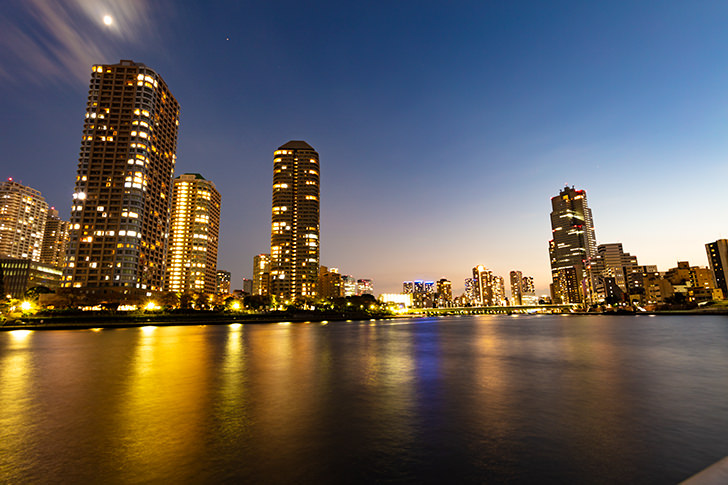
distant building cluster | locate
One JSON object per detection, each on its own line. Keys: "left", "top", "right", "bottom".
{"left": 548, "top": 185, "right": 726, "bottom": 309}
{"left": 394, "top": 268, "right": 536, "bottom": 310}
{"left": 317, "top": 266, "right": 373, "bottom": 299}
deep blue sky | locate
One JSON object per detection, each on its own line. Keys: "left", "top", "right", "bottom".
{"left": 2, "top": 1, "right": 728, "bottom": 294}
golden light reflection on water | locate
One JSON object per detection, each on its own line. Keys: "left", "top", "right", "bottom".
{"left": 0, "top": 331, "right": 36, "bottom": 480}
{"left": 215, "top": 325, "right": 251, "bottom": 445}
{"left": 9, "top": 329, "right": 33, "bottom": 340}
{"left": 115, "top": 326, "right": 212, "bottom": 481}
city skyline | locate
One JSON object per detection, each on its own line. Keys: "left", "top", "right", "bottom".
{"left": 2, "top": 2, "right": 728, "bottom": 294}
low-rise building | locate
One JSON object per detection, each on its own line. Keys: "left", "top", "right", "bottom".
{"left": 1, "top": 258, "right": 63, "bottom": 298}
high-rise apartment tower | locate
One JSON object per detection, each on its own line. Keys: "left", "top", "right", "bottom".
{"left": 64, "top": 60, "right": 179, "bottom": 291}
{"left": 510, "top": 270, "right": 523, "bottom": 305}
{"left": 40, "top": 208, "right": 70, "bottom": 268}
{"left": 164, "top": 173, "right": 220, "bottom": 294}
{"left": 269, "top": 140, "right": 320, "bottom": 302}
{"left": 549, "top": 186, "right": 597, "bottom": 304}
{"left": 253, "top": 253, "right": 271, "bottom": 296}
{"left": 0, "top": 179, "right": 49, "bottom": 262}
{"left": 473, "top": 265, "right": 495, "bottom": 305}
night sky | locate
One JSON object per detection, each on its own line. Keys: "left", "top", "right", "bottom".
{"left": 2, "top": 1, "right": 728, "bottom": 294}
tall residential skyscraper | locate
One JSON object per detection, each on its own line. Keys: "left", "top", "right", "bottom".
{"left": 436, "top": 278, "right": 452, "bottom": 306}
{"left": 40, "top": 208, "right": 70, "bottom": 268}
{"left": 510, "top": 270, "right": 523, "bottom": 305}
{"left": 521, "top": 275, "right": 538, "bottom": 304}
{"left": 64, "top": 60, "right": 179, "bottom": 291}
{"left": 522, "top": 276, "right": 535, "bottom": 295}
{"left": 464, "top": 277, "right": 477, "bottom": 304}
{"left": 473, "top": 265, "right": 496, "bottom": 305}
{"left": 164, "top": 173, "right": 221, "bottom": 294}
{"left": 549, "top": 186, "right": 597, "bottom": 304}
{"left": 252, "top": 253, "right": 271, "bottom": 295}
{"left": 706, "top": 239, "right": 728, "bottom": 298}
{"left": 270, "top": 140, "right": 320, "bottom": 303}
{"left": 0, "top": 179, "right": 49, "bottom": 262}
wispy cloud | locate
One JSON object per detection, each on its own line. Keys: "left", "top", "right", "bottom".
{"left": 0, "top": 0, "right": 169, "bottom": 86}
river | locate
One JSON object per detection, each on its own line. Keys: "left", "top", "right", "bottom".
{"left": 1, "top": 314, "right": 727, "bottom": 483}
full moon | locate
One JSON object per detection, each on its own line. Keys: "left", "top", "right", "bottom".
{"left": 103, "top": 15, "right": 113, "bottom": 26}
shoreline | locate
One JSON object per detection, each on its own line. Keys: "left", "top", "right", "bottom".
{"left": 0, "top": 311, "right": 394, "bottom": 331}
{"left": 3, "top": 309, "right": 728, "bottom": 332}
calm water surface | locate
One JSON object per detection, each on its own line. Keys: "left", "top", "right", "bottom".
{"left": 1, "top": 314, "right": 728, "bottom": 483}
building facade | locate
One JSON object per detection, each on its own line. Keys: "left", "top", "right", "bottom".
{"left": 464, "top": 277, "right": 477, "bottom": 305}
{"left": 549, "top": 186, "right": 597, "bottom": 304}
{"left": 253, "top": 253, "right": 271, "bottom": 296}
{"left": 269, "top": 140, "right": 320, "bottom": 303}
{"left": 593, "top": 243, "right": 638, "bottom": 296}
{"left": 216, "top": 270, "right": 231, "bottom": 295}
{"left": 522, "top": 275, "right": 535, "bottom": 295}
{"left": 319, "top": 266, "right": 343, "bottom": 299}
{"left": 40, "top": 208, "right": 70, "bottom": 268}
{"left": 0, "top": 258, "right": 63, "bottom": 298}
{"left": 0, "top": 179, "right": 49, "bottom": 262}
{"left": 164, "top": 173, "right": 221, "bottom": 294}
{"left": 473, "top": 265, "right": 504, "bottom": 306}
{"left": 510, "top": 270, "right": 523, "bottom": 305}
{"left": 436, "top": 278, "right": 452, "bottom": 306}
{"left": 401, "top": 279, "right": 436, "bottom": 307}
{"left": 342, "top": 274, "right": 357, "bottom": 297}
{"left": 357, "top": 279, "right": 374, "bottom": 296}
{"left": 706, "top": 239, "right": 728, "bottom": 298}
{"left": 64, "top": 60, "right": 180, "bottom": 291}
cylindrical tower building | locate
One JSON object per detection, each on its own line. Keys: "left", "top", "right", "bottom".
{"left": 270, "top": 140, "right": 320, "bottom": 304}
